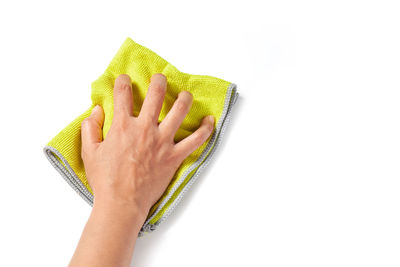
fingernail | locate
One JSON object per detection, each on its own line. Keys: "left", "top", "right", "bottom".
{"left": 152, "top": 73, "right": 167, "bottom": 85}
{"left": 208, "top": 115, "right": 215, "bottom": 124}
{"left": 92, "top": 105, "right": 100, "bottom": 113}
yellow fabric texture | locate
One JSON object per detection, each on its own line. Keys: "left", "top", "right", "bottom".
{"left": 45, "top": 37, "right": 236, "bottom": 229}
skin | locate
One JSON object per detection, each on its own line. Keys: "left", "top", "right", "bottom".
{"left": 68, "top": 73, "right": 215, "bottom": 267}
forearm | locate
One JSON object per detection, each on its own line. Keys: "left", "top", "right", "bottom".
{"left": 69, "top": 199, "right": 147, "bottom": 267}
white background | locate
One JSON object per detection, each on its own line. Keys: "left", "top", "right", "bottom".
{"left": 0, "top": 0, "right": 399, "bottom": 266}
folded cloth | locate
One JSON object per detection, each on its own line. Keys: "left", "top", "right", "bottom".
{"left": 43, "top": 37, "right": 239, "bottom": 235}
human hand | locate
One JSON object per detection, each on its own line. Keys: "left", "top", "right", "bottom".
{"left": 80, "top": 73, "right": 215, "bottom": 220}
{"left": 70, "top": 73, "right": 215, "bottom": 266}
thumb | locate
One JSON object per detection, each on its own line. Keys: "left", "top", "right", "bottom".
{"left": 81, "top": 105, "right": 105, "bottom": 150}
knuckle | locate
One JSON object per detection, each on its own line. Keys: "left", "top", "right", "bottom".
{"left": 194, "top": 132, "right": 205, "bottom": 144}
{"left": 207, "top": 122, "right": 214, "bottom": 132}
{"left": 81, "top": 147, "right": 89, "bottom": 159}
{"left": 176, "top": 100, "right": 187, "bottom": 112}
{"left": 137, "top": 119, "right": 153, "bottom": 138}
{"left": 168, "top": 153, "right": 180, "bottom": 165}
{"left": 152, "top": 84, "right": 165, "bottom": 96}
{"left": 81, "top": 117, "right": 91, "bottom": 128}
{"left": 200, "top": 127, "right": 212, "bottom": 140}
{"left": 167, "top": 149, "right": 181, "bottom": 163}
{"left": 141, "top": 122, "right": 152, "bottom": 135}
{"left": 118, "top": 83, "right": 131, "bottom": 92}
{"left": 80, "top": 144, "right": 93, "bottom": 161}
{"left": 141, "top": 114, "right": 154, "bottom": 126}
{"left": 158, "top": 132, "right": 171, "bottom": 144}
{"left": 113, "top": 117, "right": 129, "bottom": 131}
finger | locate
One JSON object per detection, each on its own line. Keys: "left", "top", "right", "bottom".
{"left": 173, "top": 115, "right": 215, "bottom": 161}
{"left": 113, "top": 74, "right": 134, "bottom": 119}
{"left": 139, "top": 73, "right": 167, "bottom": 124}
{"left": 159, "top": 90, "right": 193, "bottom": 139}
{"left": 81, "top": 105, "right": 105, "bottom": 151}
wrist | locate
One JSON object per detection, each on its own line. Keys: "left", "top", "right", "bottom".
{"left": 92, "top": 196, "right": 149, "bottom": 232}
{"left": 93, "top": 189, "right": 151, "bottom": 217}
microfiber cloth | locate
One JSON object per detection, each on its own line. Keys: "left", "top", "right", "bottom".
{"left": 43, "top": 37, "right": 239, "bottom": 235}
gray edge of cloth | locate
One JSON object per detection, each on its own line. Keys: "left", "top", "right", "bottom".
{"left": 43, "top": 83, "right": 239, "bottom": 237}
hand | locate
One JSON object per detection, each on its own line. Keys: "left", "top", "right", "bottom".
{"left": 80, "top": 73, "right": 215, "bottom": 219}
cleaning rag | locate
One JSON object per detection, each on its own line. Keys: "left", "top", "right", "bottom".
{"left": 43, "top": 37, "right": 239, "bottom": 235}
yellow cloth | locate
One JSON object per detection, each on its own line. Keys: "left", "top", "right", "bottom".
{"left": 43, "top": 37, "right": 238, "bottom": 235}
